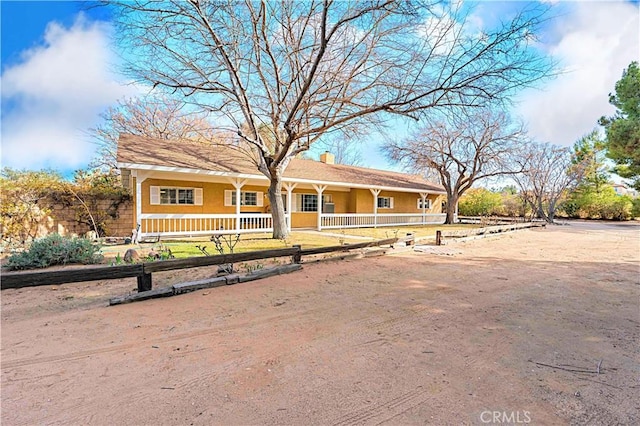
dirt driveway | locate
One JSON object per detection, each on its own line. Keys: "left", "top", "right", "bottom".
{"left": 1, "top": 222, "right": 638, "bottom": 425}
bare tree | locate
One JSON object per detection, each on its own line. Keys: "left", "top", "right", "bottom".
{"left": 512, "top": 143, "right": 586, "bottom": 223}
{"left": 386, "top": 109, "right": 525, "bottom": 223}
{"left": 317, "top": 138, "right": 364, "bottom": 166}
{"left": 111, "top": 0, "right": 553, "bottom": 238}
{"left": 90, "top": 95, "right": 216, "bottom": 170}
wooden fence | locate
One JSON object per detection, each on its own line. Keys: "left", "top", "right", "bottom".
{"left": 1, "top": 238, "right": 398, "bottom": 291}
{"left": 435, "top": 222, "right": 546, "bottom": 245}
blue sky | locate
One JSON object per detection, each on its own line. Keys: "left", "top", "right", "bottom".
{"left": 1, "top": 0, "right": 639, "bottom": 176}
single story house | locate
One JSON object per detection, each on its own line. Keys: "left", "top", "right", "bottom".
{"left": 116, "top": 134, "right": 449, "bottom": 239}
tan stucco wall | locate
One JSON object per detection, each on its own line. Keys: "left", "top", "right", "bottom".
{"left": 350, "top": 188, "right": 373, "bottom": 213}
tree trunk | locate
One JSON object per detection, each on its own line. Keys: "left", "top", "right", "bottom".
{"left": 444, "top": 193, "right": 458, "bottom": 224}
{"left": 267, "top": 173, "right": 288, "bottom": 239}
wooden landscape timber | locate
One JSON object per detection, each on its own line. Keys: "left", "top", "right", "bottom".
{"left": 299, "top": 237, "right": 398, "bottom": 257}
{"left": 457, "top": 216, "right": 543, "bottom": 224}
{"left": 0, "top": 264, "right": 143, "bottom": 290}
{"left": 1, "top": 238, "right": 398, "bottom": 292}
{"left": 109, "top": 264, "right": 304, "bottom": 306}
{"left": 436, "top": 222, "right": 545, "bottom": 245}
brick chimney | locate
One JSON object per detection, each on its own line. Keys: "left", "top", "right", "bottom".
{"left": 320, "top": 151, "right": 335, "bottom": 165}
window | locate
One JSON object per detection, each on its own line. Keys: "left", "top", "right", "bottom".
{"left": 301, "top": 194, "right": 318, "bottom": 212}
{"left": 417, "top": 198, "right": 432, "bottom": 209}
{"left": 377, "top": 196, "right": 394, "bottom": 209}
{"left": 150, "top": 186, "right": 202, "bottom": 205}
{"left": 224, "top": 190, "right": 264, "bottom": 207}
{"left": 232, "top": 191, "right": 257, "bottom": 206}
{"left": 293, "top": 194, "right": 333, "bottom": 212}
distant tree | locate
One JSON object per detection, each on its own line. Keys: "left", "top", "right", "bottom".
{"left": 562, "top": 186, "right": 632, "bottom": 220}
{"left": 0, "top": 169, "right": 63, "bottom": 246}
{"left": 64, "top": 170, "right": 131, "bottom": 237}
{"left": 317, "top": 139, "right": 364, "bottom": 166}
{"left": 458, "top": 188, "right": 503, "bottom": 216}
{"left": 512, "top": 143, "right": 586, "bottom": 223}
{"left": 111, "top": 0, "right": 554, "bottom": 238}
{"left": 386, "top": 109, "right": 525, "bottom": 224}
{"left": 90, "top": 95, "right": 216, "bottom": 171}
{"left": 573, "top": 129, "right": 609, "bottom": 190}
{"left": 561, "top": 129, "right": 617, "bottom": 219}
{"left": 599, "top": 61, "right": 640, "bottom": 190}
{"left": 0, "top": 168, "right": 131, "bottom": 245}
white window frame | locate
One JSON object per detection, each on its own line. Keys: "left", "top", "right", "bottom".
{"left": 377, "top": 196, "right": 394, "bottom": 209}
{"left": 300, "top": 193, "right": 318, "bottom": 212}
{"left": 417, "top": 198, "right": 432, "bottom": 209}
{"left": 224, "top": 190, "right": 264, "bottom": 207}
{"left": 150, "top": 186, "right": 202, "bottom": 206}
{"left": 293, "top": 194, "right": 333, "bottom": 213}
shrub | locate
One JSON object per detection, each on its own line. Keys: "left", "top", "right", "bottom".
{"left": 563, "top": 186, "right": 633, "bottom": 220}
{"left": 599, "top": 196, "right": 633, "bottom": 220}
{"left": 632, "top": 198, "right": 640, "bottom": 218}
{"left": 5, "top": 233, "right": 103, "bottom": 270}
{"left": 459, "top": 188, "right": 503, "bottom": 216}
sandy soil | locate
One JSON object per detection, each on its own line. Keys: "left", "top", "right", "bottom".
{"left": 1, "top": 222, "right": 639, "bottom": 425}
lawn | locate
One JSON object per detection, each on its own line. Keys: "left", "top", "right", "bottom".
{"left": 100, "top": 224, "right": 482, "bottom": 261}
{"left": 100, "top": 231, "right": 371, "bottom": 261}
{"left": 319, "top": 223, "right": 480, "bottom": 240}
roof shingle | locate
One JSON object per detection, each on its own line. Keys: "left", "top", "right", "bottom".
{"left": 116, "top": 134, "right": 444, "bottom": 193}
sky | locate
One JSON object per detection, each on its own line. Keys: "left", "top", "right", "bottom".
{"left": 1, "top": 0, "right": 639, "bottom": 176}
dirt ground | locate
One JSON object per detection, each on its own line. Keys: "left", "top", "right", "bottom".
{"left": 1, "top": 222, "right": 639, "bottom": 425}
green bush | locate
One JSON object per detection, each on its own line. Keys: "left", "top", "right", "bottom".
{"left": 562, "top": 186, "right": 633, "bottom": 220}
{"left": 459, "top": 188, "right": 503, "bottom": 216}
{"left": 5, "top": 233, "right": 103, "bottom": 270}
{"left": 599, "top": 196, "right": 633, "bottom": 220}
{"left": 632, "top": 198, "right": 640, "bottom": 218}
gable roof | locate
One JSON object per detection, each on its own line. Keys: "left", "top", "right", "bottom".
{"left": 116, "top": 133, "right": 444, "bottom": 193}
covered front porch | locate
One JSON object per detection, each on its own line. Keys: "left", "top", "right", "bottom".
{"left": 130, "top": 169, "right": 449, "bottom": 240}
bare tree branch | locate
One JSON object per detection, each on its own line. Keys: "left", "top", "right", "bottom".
{"left": 109, "top": 0, "right": 555, "bottom": 237}
{"left": 385, "top": 108, "right": 526, "bottom": 223}
{"left": 512, "top": 143, "right": 586, "bottom": 223}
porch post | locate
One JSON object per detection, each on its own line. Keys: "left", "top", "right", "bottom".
{"left": 132, "top": 171, "right": 148, "bottom": 243}
{"left": 230, "top": 178, "right": 247, "bottom": 232}
{"left": 313, "top": 184, "right": 327, "bottom": 231}
{"left": 283, "top": 183, "right": 297, "bottom": 232}
{"left": 420, "top": 192, "right": 428, "bottom": 225}
{"left": 369, "top": 189, "right": 381, "bottom": 228}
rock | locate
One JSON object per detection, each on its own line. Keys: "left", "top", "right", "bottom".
{"left": 123, "top": 248, "right": 140, "bottom": 263}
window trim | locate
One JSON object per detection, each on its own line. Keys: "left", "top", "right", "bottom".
{"left": 224, "top": 190, "right": 264, "bottom": 207}
{"left": 377, "top": 196, "right": 394, "bottom": 209}
{"left": 417, "top": 198, "right": 432, "bottom": 210}
{"left": 150, "top": 186, "right": 202, "bottom": 206}
{"left": 293, "top": 193, "right": 333, "bottom": 213}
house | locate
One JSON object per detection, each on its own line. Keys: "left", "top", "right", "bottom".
{"left": 116, "top": 134, "right": 448, "bottom": 239}
{"left": 612, "top": 184, "right": 638, "bottom": 198}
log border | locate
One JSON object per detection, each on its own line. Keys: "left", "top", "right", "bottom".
{"left": 1, "top": 238, "right": 398, "bottom": 291}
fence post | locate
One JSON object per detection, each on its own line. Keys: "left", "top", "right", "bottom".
{"left": 435, "top": 230, "right": 442, "bottom": 246}
{"left": 137, "top": 273, "right": 152, "bottom": 292}
{"left": 292, "top": 245, "right": 302, "bottom": 264}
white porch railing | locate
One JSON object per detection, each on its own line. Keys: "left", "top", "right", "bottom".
{"left": 139, "top": 213, "right": 276, "bottom": 237}
{"left": 320, "top": 213, "right": 446, "bottom": 229}
{"left": 138, "top": 212, "right": 448, "bottom": 238}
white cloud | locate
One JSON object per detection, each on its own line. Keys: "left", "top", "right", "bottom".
{"left": 517, "top": 0, "right": 639, "bottom": 146}
{"left": 1, "top": 14, "right": 136, "bottom": 172}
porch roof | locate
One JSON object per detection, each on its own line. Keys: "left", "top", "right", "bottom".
{"left": 116, "top": 134, "right": 445, "bottom": 193}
